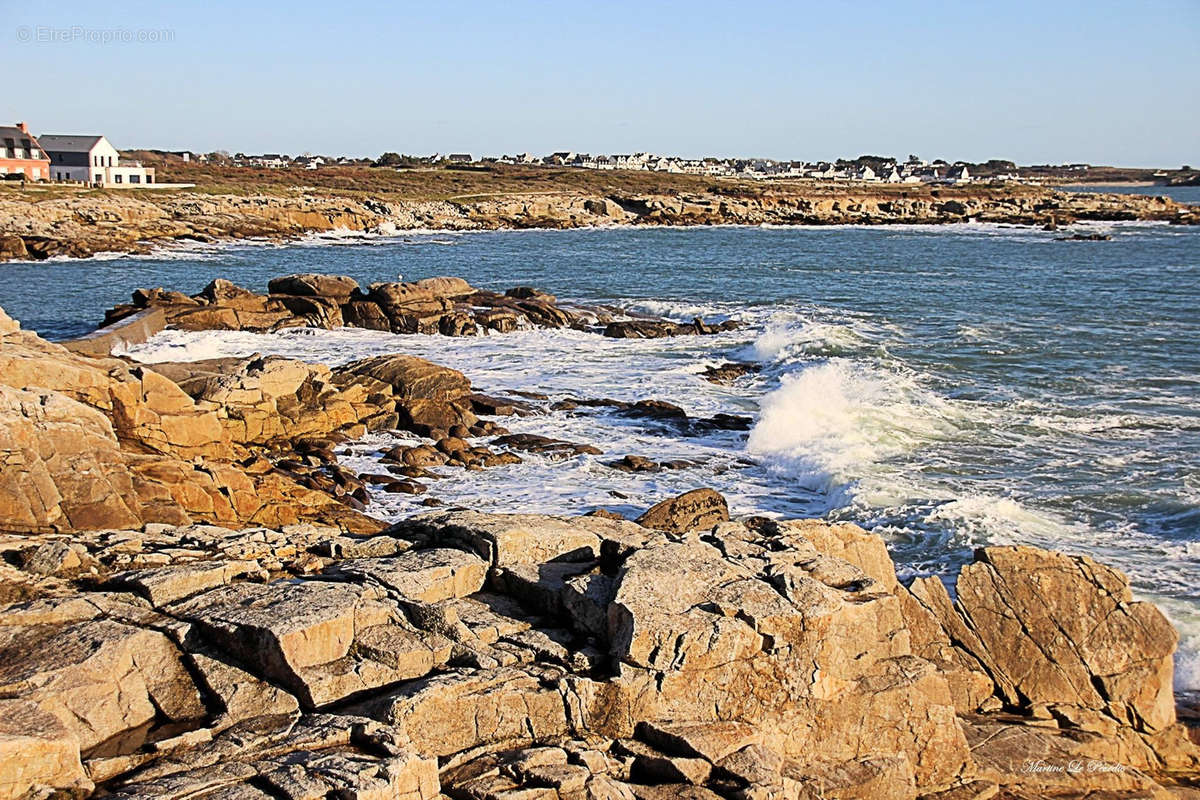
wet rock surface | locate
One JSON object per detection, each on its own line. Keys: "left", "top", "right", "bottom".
{"left": 552, "top": 397, "right": 753, "bottom": 436}
{"left": 699, "top": 362, "right": 762, "bottom": 385}
{"left": 96, "top": 274, "right": 733, "bottom": 344}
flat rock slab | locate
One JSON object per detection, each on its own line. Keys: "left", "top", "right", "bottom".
{"left": 172, "top": 580, "right": 448, "bottom": 708}
{"left": 393, "top": 511, "right": 604, "bottom": 567}
{"left": 331, "top": 547, "right": 488, "bottom": 603}
{"left": 0, "top": 617, "right": 205, "bottom": 756}
{"left": 371, "top": 667, "right": 572, "bottom": 758}
{"left": 112, "top": 559, "right": 263, "bottom": 607}
{"left": 0, "top": 698, "right": 92, "bottom": 799}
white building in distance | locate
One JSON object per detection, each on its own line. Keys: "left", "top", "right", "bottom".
{"left": 39, "top": 134, "right": 156, "bottom": 186}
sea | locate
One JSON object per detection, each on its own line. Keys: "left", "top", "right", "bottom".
{"left": 2, "top": 187, "right": 1197, "bottom": 689}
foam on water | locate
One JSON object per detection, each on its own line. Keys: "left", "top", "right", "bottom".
{"left": 110, "top": 218, "right": 1200, "bottom": 688}
{"left": 926, "top": 493, "right": 1088, "bottom": 548}
{"left": 123, "top": 314, "right": 1200, "bottom": 688}
{"left": 746, "top": 359, "right": 967, "bottom": 505}
{"left": 743, "top": 315, "right": 884, "bottom": 361}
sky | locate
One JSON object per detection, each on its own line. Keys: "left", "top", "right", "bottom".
{"left": 2, "top": 0, "right": 1198, "bottom": 166}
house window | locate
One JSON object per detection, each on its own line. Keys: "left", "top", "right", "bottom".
{"left": 146, "top": 175, "right": 153, "bottom": 183}
{"left": 94, "top": 173, "right": 103, "bottom": 183}
{"left": 114, "top": 174, "right": 122, "bottom": 183}
{"left": 129, "top": 175, "right": 140, "bottom": 183}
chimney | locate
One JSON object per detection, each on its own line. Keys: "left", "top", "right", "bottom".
{"left": 16, "top": 121, "right": 29, "bottom": 134}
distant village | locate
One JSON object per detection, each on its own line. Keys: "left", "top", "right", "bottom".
{"left": 4, "top": 118, "right": 1185, "bottom": 188}
{"left": 213, "top": 151, "right": 1020, "bottom": 184}
{"left": 492, "top": 152, "right": 992, "bottom": 183}
{"left": 174, "top": 149, "right": 1122, "bottom": 186}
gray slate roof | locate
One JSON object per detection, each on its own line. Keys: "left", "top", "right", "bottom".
{"left": 36, "top": 135, "right": 105, "bottom": 153}
{"left": 0, "top": 126, "right": 39, "bottom": 143}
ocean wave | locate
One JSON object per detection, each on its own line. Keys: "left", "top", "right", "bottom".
{"left": 926, "top": 493, "right": 1086, "bottom": 546}
{"left": 620, "top": 298, "right": 750, "bottom": 323}
{"left": 119, "top": 310, "right": 1200, "bottom": 688}
{"left": 743, "top": 314, "right": 884, "bottom": 361}
{"left": 745, "top": 359, "right": 965, "bottom": 505}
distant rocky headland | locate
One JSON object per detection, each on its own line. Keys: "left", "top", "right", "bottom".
{"left": 0, "top": 177, "right": 1196, "bottom": 261}
{"left": 1, "top": 267, "right": 1199, "bottom": 797}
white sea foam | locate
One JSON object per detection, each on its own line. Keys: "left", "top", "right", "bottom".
{"left": 746, "top": 316, "right": 879, "bottom": 361}
{"left": 120, "top": 294, "right": 1200, "bottom": 689}
{"left": 927, "top": 494, "right": 1085, "bottom": 547}
{"left": 621, "top": 298, "right": 747, "bottom": 323}
{"left": 745, "top": 360, "right": 965, "bottom": 505}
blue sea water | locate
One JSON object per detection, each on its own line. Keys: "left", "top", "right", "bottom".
{"left": 1, "top": 218, "right": 1198, "bottom": 685}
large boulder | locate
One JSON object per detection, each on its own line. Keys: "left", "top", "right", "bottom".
{"left": 938, "top": 546, "right": 1178, "bottom": 733}
{"left": 636, "top": 489, "right": 730, "bottom": 533}
{"left": 366, "top": 278, "right": 474, "bottom": 332}
{"left": 338, "top": 354, "right": 475, "bottom": 435}
{"left": 267, "top": 273, "right": 360, "bottom": 302}
{"left": 599, "top": 530, "right": 970, "bottom": 788}
{"left": 339, "top": 354, "right": 471, "bottom": 401}
{"left": 343, "top": 299, "right": 391, "bottom": 331}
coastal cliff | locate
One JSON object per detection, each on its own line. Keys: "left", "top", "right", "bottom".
{"left": 1, "top": 295, "right": 1199, "bottom": 798}
{"left": 0, "top": 181, "right": 1196, "bottom": 261}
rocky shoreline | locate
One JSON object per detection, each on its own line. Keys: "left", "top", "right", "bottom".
{"left": 1, "top": 279, "right": 1199, "bottom": 799}
{"left": 0, "top": 183, "right": 1197, "bottom": 261}
{"left": 96, "top": 273, "right": 739, "bottom": 342}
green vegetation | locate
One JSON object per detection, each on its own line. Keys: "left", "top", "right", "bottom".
{"left": 114, "top": 162, "right": 1052, "bottom": 204}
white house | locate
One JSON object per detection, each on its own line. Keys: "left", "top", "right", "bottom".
{"left": 39, "top": 134, "right": 156, "bottom": 186}
{"left": 247, "top": 153, "right": 288, "bottom": 168}
{"left": 611, "top": 154, "right": 647, "bottom": 170}
{"left": 806, "top": 163, "right": 838, "bottom": 179}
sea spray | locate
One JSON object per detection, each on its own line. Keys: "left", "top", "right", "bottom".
{"left": 745, "top": 359, "right": 964, "bottom": 506}
{"left": 99, "top": 220, "right": 1200, "bottom": 689}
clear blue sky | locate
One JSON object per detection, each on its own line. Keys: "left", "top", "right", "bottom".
{"left": 2, "top": 0, "right": 1197, "bottom": 166}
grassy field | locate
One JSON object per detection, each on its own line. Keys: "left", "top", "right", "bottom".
{"left": 156, "top": 162, "right": 807, "bottom": 200}
{"left": 6, "top": 160, "right": 1167, "bottom": 208}
{"left": 49, "top": 160, "right": 1066, "bottom": 204}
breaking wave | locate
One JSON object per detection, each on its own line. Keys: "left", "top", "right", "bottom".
{"left": 746, "top": 359, "right": 965, "bottom": 506}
